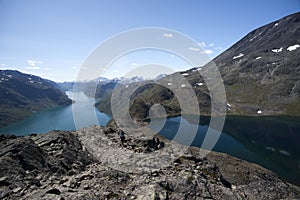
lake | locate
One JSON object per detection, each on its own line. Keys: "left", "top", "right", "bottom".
{"left": 154, "top": 115, "right": 300, "bottom": 185}
{"left": 0, "top": 93, "right": 299, "bottom": 185}
{"left": 0, "top": 91, "right": 111, "bottom": 135}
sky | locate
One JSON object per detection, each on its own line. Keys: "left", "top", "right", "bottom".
{"left": 0, "top": 0, "right": 299, "bottom": 81}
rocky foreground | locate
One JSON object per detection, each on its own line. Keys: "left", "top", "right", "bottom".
{"left": 0, "top": 125, "right": 299, "bottom": 200}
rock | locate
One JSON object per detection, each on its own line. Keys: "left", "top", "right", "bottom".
{"left": 0, "top": 134, "right": 16, "bottom": 142}
{"left": 83, "top": 183, "right": 90, "bottom": 190}
{"left": 0, "top": 126, "right": 299, "bottom": 199}
{"left": 134, "top": 184, "right": 168, "bottom": 200}
{"left": 102, "top": 191, "right": 111, "bottom": 196}
{"left": 45, "top": 188, "right": 61, "bottom": 195}
{"left": 67, "top": 177, "right": 81, "bottom": 189}
{"left": 0, "top": 177, "right": 9, "bottom": 187}
{"left": 0, "top": 188, "right": 10, "bottom": 199}
{"left": 12, "top": 187, "right": 22, "bottom": 193}
{"left": 220, "top": 175, "right": 232, "bottom": 188}
{"left": 158, "top": 180, "right": 173, "bottom": 191}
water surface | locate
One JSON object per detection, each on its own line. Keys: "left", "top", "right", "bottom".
{"left": 0, "top": 96, "right": 299, "bottom": 185}
{"left": 0, "top": 91, "right": 110, "bottom": 135}
{"left": 155, "top": 115, "right": 300, "bottom": 185}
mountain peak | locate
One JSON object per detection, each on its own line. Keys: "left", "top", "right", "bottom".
{"left": 97, "top": 12, "right": 300, "bottom": 118}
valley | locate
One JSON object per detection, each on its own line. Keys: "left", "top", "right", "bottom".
{"left": 0, "top": 10, "right": 299, "bottom": 200}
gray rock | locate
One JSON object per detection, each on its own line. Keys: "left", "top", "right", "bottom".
{"left": 0, "top": 126, "right": 299, "bottom": 199}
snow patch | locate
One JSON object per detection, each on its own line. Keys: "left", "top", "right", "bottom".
{"left": 226, "top": 103, "right": 232, "bottom": 111}
{"left": 271, "top": 47, "right": 283, "bottom": 53}
{"left": 182, "top": 73, "right": 189, "bottom": 76}
{"left": 255, "top": 56, "right": 262, "bottom": 60}
{"left": 196, "top": 82, "right": 203, "bottom": 86}
{"left": 29, "top": 80, "right": 34, "bottom": 84}
{"left": 274, "top": 23, "right": 279, "bottom": 27}
{"left": 250, "top": 35, "right": 258, "bottom": 42}
{"left": 257, "top": 110, "right": 262, "bottom": 114}
{"left": 265, "top": 147, "right": 275, "bottom": 152}
{"left": 181, "top": 84, "right": 186, "bottom": 87}
{"left": 233, "top": 53, "right": 244, "bottom": 60}
{"left": 6, "top": 75, "right": 12, "bottom": 78}
{"left": 287, "top": 44, "right": 300, "bottom": 51}
{"left": 167, "top": 83, "right": 172, "bottom": 86}
{"left": 279, "top": 149, "right": 290, "bottom": 156}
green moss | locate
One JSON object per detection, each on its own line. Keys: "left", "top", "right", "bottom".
{"left": 284, "top": 101, "right": 300, "bottom": 115}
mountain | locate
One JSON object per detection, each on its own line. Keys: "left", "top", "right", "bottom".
{"left": 97, "top": 12, "right": 300, "bottom": 120}
{"left": 59, "top": 76, "right": 149, "bottom": 100}
{"left": 212, "top": 12, "right": 300, "bottom": 115}
{"left": 56, "top": 81, "right": 75, "bottom": 92}
{"left": 0, "top": 70, "right": 72, "bottom": 127}
{"left": 154, "top": 73, "right": 167, "bottom": 80}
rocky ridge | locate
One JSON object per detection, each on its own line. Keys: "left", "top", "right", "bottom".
{"left": 0, "top": 125, "right": 299, "bottom": 200}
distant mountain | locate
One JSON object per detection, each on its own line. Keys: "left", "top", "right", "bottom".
{"left": 155, "top": 73, "right": 167, "bottom": 80}
{"left": 97, "top": 12, "right": 300, "bottom": 119}
{"left": 56, "top": 81, "right": 75, "bottom": 92}
{"left": 0, "top": 70, "right": 72, "bottom": 127}
{"left": 59, "top": 76, "right": 150, "bottom": 99}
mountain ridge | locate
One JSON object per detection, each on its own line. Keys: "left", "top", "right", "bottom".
{"left": 96, "top": 12, "right": 300, "bottom": 119}
{"left": 0, "top": 70, "right": 72, "bottom": 127}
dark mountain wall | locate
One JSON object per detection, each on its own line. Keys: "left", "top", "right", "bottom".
{"left": 0, "top": 70, "right": 72, "bottom": 127}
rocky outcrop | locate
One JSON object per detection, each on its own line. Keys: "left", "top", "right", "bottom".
{"left": 0, "top": 131, "right": 97, "bottom": 199}
{"left": 0, "top": 126, "right": 299, "bottom": 199}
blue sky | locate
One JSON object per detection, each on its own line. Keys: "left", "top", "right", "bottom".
{"left": 0, "top": 0, "right": 299, "bottom": 81}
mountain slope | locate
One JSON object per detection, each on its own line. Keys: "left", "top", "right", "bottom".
{"left": 0, "top": 70, "right": 72, "bottom": 127}
{"left": 99, "top": 12, "right": 300, "bottom": 120}
{"left": 214, "top": 12, "right": 300, "bottom": 115}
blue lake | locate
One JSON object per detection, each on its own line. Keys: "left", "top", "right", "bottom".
{"left": 154, "top": 115, "right": 300, "bottom": 185}
{"left": 0, "top": 91, "right": 111, "bottom": 135}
